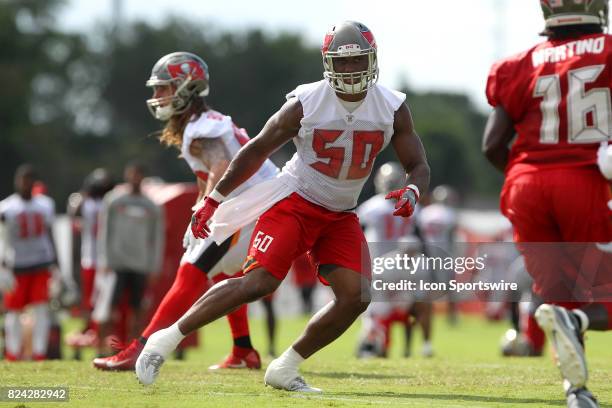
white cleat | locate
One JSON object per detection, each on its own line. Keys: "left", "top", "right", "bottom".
{"left": 134, "top": 327, "right": 181, "bottom": 386}
{"left": 535, "top": 304, "right": 588, "bottom": 388}
{"left": 421, "top": 342, "right": 434, "bottom": 358}
{"left": 264, "top": 359, "right": 322, "bottom": 393}
{"left": 135, "top": 351, "right": 165, "bottom": 386}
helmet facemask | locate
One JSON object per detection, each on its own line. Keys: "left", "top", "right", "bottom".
{"left": 323, "top": 49, "right": 378, "bottom": 95}
{"left": 146, "top": 76, "right": 207, "bottom": 121}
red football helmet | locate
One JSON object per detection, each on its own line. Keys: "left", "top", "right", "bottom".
{"left": 321, "top": 21, "right": 378, "bottom": 94}
{"left": 146, "top": 52, "right": 210, "bottom": 120}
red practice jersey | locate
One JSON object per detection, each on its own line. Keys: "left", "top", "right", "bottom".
{"left": 487, "top": 33, "right": 612, "bottom": 180}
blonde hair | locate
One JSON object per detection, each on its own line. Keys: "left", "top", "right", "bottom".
{"left": 158, "top": 97, "right": 208, "bottom": 149}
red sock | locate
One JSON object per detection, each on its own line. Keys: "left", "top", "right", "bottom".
{"left": 212, "top": 272, "right": 252, "bottom": 345}
{"left": 227, "top": 305, "right": 250, "bottom": 338}
{"left": 142, "top": 263, "right": 209, "bottom": 338}
{"left": 379, "top": 316, "right": 393, "bottom": 350}
{"left": 525, "top": 314, "right": 545, "bottom": 353}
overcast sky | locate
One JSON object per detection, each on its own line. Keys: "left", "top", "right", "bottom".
{"left": 58, "top": 0, "right": 548, "bottom": 111}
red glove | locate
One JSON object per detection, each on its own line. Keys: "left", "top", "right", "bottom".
{"left": 191, "top": 196, "right": 220, "bottom": 239}
{"left": 385, "top": 185, "right": 419, "bottom": 218}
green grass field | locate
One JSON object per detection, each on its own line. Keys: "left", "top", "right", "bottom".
{"left": 2, "top": 314, "right": 611, "bottom": 408}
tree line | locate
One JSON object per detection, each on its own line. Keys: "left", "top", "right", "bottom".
{"left": 0, "top": 0, "right": 501, "bottom": 210}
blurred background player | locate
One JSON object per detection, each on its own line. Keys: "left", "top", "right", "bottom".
{"left": 483, "top": 1, "right": 612, "bottom": 406}
{"left": 94, "top": 51, "right": 278, "bottom": 371}
{"left": 417, "top": 184, "right": 459, "bottom": 326}
{"left": 498, "top": 255, "right": 542, "bottom": 357}
{"left": 95, "top": 162, "right": 164, "bottom": 354}
{"left": 358, "top": 162, "right": 418, "bottom": 256}
{"left": 356, "top": 236, "right": 433, "bottom": 359}
{"left": 65, "top": 168, "right": 115, "bottom": 357}
{"left": 0, "top": 164, "right": 57, "bottom": 361}
{"left": 356, "top": 162, "right": 429, "bottom": 358}
{"left": 80, "top": 169, "right": 115, "bottom": 331}
{"left": 136, "top": 21, "right": 430, "bottom": 392}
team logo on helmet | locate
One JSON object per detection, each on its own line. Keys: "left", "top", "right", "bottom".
{"left": 357, "top": 23, "right": 377, "bottom": 50}
{"left": 322, "top": 32, "right": 334, "bottom": 54}
{"left": 167, "top": 60, "right": 206, "bottom": 81}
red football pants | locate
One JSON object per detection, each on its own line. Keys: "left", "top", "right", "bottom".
{"left": 501, "top": 167, "right": 612, "bottom": 315}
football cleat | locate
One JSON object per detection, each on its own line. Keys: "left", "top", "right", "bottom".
{"left": 566, "top": 387, "right": 600, "bottom": 408}
{"left": 535, "top": 304, "right": 587, "bottom": 388}
{"left": 134, "top": 327, "right": 183, "bottom": 385}
{"left": 209, "top": 348, "right": 261, "bottom": 370}
{"left": 32, "top": 354, "right": 46, "bottom": 361}
{"left": 135, "top": 351, "right": 165, "bottom": 386}
{"left": 93, "top": 339, "right": 143, "bottom": 371}
{"left": 421, "top": 342, "right": 434, "bottom": 358}
{"left": 500, "top": 329, "right": 542, "bottom": 357}
{"left": 264, "top": 358, "right": 322, "bottom": 393}
{"left": 4, "top": 352, "right": 20, "bottom": 362}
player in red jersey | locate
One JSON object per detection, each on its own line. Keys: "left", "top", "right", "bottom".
{"left": 92, "top": 52, "right": 277, "bottom": 371}
{"left": 483, "top": 2, "right": 612, "bottom": 406}
{"left": 135, "top": 21, "right": 430, "bottom": 392}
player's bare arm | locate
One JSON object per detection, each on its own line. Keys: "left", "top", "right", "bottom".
{"left": 190, "top": 137, "right": 231, "bottom": 196}
{"left": 390, "top": 103, "right": 430, "bottom": 195}
{"left": 214, "top": 98, "right": 303, "bottom": 197}
{"left": 482, "top": 106, "right": 515, "bottom": 173}
{"left": 195, "top": 177, "right": 207, "bottom": 202}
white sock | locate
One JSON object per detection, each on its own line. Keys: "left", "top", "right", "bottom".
{"left": 147, "top": 323, "right": 185, "bottom": 357}
{"left": 572, "top": 309, "right": 589, "bottom": 332}
{"left": 4, "top": 311, "right": 22, "bottom": 357}
{"left": 31, "top": 304, "right": 50, "bottom": 357}
{"left": 276, "top": 347, "right": 305, "bottom": 370}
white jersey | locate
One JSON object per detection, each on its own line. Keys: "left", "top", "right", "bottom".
{"left": 417, "top": 203, "right": 457, "bottom": 254}
{"left": 282, "top": 80, "right": 406, "bottom": 211}
{"left": 81, "top": 197, "right": 102, "bottom": 269}
{"left": 357, "top": 194, "right": 415, "bottom": 242}
{"left": 182, "top": 110, "right": 278, "bottom": 197}
{"left": 0, "top": 194, "right": 55, "bottom": 271}
{"left": 34, "top": 193, "right": 55, "bottom": 215}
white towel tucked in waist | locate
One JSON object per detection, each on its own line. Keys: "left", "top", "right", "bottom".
{"left": 207, "top": 175, "right": 294, "bottom": 244}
